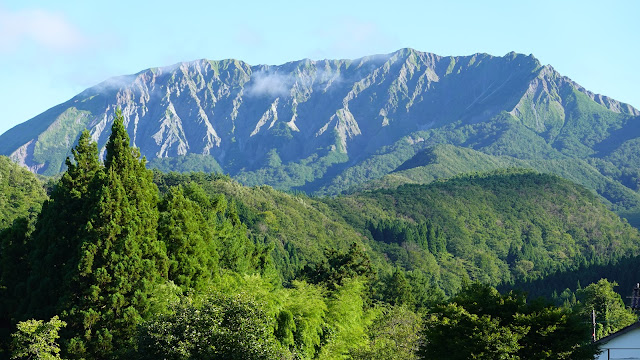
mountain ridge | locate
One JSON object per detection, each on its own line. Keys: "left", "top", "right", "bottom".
{"left": 1, "top": 48, "right": 639, "bottom": 212}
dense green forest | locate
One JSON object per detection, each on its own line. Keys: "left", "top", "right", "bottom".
{"left": 324, "top": 170, "right": 640, "bottom": 294}
{"left": 0, "top": 112, "right": 638, "bottom": 359}
{"left": 0, "top": 157, "right": 47, "bottom": 229}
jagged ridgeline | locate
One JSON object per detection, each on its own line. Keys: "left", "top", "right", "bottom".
{"left": 1, "top": 48, "right": 639, "bottom": 215}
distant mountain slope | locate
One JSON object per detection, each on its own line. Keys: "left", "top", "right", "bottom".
{"left": 324, "top": 170, "right": 640, "bottom": 294}
{"left": 1, "top": 48, "right": 638, "bottom": 211}
{"left": 0, "top": 156, "right": 47, "bottom": 228}
{"left": 353, "top": 144, "right": 640, "bottom": 211}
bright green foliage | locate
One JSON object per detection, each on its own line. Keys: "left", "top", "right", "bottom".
{"left": 215, "top": 199, "right": 269, "bottom": 275}
{"left": 419, "top": 283, "right": 598, "bottom": 360}
{"left": 192, "top": 175, "right": 363, "bottom": 282}
{"left": 152, "top": 171, "right": 376, "bottom": 287}
{"left": 350, "top": 305, "right": 422, "bottom": 360}
{"left": 576, "top": 279, "right": 638, "bottom": 340}
{"left": 155, "top": 173, "right": 276, "bottom": 277}
{"left": 158, "top": 185, "right": 218, "bottom": 291}
{"left": 11, "top": 316, "right": 66, "bottom": 360}
{"left": 280, "top": 280, "right": 327, "bottom": 359}
{"left": 274, "top": 309, "right": 296, "bottom": 348}
{"left": 220, "top": 275, "right": 329, "bottom": 359}
{"left": 208, "top": 272, "right": 284, "bottom": 314}
{"left": 208, "top": 274, "right": 330, "bottom": 359}
{"left": 320, "top": 278, "right": 371, "bottom": 359}
{"left": 136, "top": 293, "right": 287, "bottom": 360}
{"left": 0, "top": 156, "right": 46, "bottom": 229}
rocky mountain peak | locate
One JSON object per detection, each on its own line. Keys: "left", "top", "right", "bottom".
{"left": 1, "top": 49, "right": 638, "bottom": 205}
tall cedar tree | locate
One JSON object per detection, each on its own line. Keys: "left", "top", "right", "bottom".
{"left": 26, "top": 130, "right": 102, "bottom": 319}
{"left": 63, "top": 110, "right": 167, "bottom": 358}
{"left": 0, "top": 133, "right": 99, "bottom": 354}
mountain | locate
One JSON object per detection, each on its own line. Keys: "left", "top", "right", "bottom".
{"left": 4, "top": 152, "right": 636, "bottom": 297}
{"left": 1, "top": 48, "right": 639, "bottom": 210}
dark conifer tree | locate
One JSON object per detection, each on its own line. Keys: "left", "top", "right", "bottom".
{"left": 0, "top": 218, "right": 31, "bottom": 347}
{"left": 64, "top": 110, "right": 168, "bottom": 358}
{"left": 26, "top": 130, "right": 102, "bottom": 319}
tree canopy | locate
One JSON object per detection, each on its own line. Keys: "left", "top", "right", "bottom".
{"left": 419, "top": 283, "right": 599, "bottom": 360}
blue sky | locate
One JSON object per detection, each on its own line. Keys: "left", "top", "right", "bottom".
{"left": 1, "top": 0, "right": 638, "bottom": 135}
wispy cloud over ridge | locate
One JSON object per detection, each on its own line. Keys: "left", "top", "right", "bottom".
{"left": 245, "top": 71, "right": 294, "bottom": 97}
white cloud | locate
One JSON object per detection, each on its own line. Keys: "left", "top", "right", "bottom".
{"left": 90, "top": 74, "right": 137, "bottom": 94}
{"left": 0, "top": 7, "right": 87, "bottom": 53}
{"left": 245, "top": 71, "right": 293, "bottom": 97}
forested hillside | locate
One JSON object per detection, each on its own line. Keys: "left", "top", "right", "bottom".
{"left": 0, "top": 156, "right": 47, "bottom": 229}
{"left": 324, "top": 170, "right": 640, "bottom": 294}
{"left": 152, "top": 171, "right": 367, "bottom": 282}
{"left": 0, "top": 115, "right": 637, "bottom": 358}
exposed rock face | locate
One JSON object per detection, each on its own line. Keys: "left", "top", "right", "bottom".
{"left": 1, "top": 48, "right": 638, "bottom": 197}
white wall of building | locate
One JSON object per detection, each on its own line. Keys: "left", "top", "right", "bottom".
{"left": 597, "top": 326, "right": 640, "bottom": 360}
